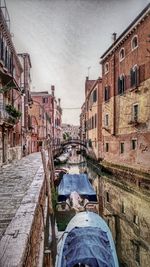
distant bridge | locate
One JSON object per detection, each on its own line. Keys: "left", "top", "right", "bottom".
{"left": 61, "top": 139, "right": 87, "bottom": 148}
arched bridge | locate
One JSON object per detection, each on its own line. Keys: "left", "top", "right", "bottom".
{"left": 61, "top": 139, "right": 87, "bottom": 148}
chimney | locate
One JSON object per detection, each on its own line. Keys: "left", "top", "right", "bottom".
{"left": 51, "top": 85, "right": 55, "bottom": 97}
{"left": 112, "top": 32, "right": 117, "bottom": 43}
{"left": 58, "top": 98, "right": 61, "bottom": 106}
{"left": 86, "top": 76, "right": 89, "bottom": 81}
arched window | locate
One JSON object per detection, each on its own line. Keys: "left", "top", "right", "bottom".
{"left": 104, "top": 62, "right": 109, "bottom": 74}
{"left": 119, "top": 48, "right": 125, "bottom": 61}
{"left": 131, "top": 35, "right": 138, "bottom": 50}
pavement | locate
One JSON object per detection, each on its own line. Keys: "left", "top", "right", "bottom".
{"left": 0, "top": 152, "right": 42, "bottom": 240}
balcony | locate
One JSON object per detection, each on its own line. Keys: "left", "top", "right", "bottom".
{"left": 0, "top": 103, "right": 21, "bottom": 126}
{"left": 128, "top": 118, "right": 146, "bottom": 127}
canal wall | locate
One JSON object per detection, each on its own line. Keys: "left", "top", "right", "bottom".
{"left": 0, "top": 165, "right": 47, "bottom": 267}
{"left": 86, "top": 157, "right": 150, "bottom": 267}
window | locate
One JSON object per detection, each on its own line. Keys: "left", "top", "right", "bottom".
{"left": 106, "top": 192, "right": 110, "bottom": 202}
{"left": 0, "top": 36, "right": 4, "bottom": 61}
{"left": 119, "top": 48, "right": 125, "bottom": 61}
{"left": 134, "top": 244, "right": 140, "bottom": 264}
{"left": 118, "top": 75, "right": 125, "bottom": 94}
{"left": 131, "top": 139, "right": 137, "bottom": 150}
{"left": 133, "top": 104, "right": 139, "bottom": 122}
{"left": 120, "top": 142, "right": 124, "bottom": 153}
{"left": 43, "top": 97, "right": 48, "bottom": 104}
{"left": 92, "top": 116, "right": 94, "bottom": 129}
{"left": 105, "top": 114, "right": 109, "bottom": 126}
{"left": 105, "top": 142, "right": 109, "bottom": 152}
{"left": 86, "top": 101, "right": 88, "bottom": 111}
{"left": 121, "top": 202, "right": 125, "bottom": 213}
{"left": 133, "top": 215, "right": 139, "bottom": 225}
{"left": 5, "top": 47, "right": 8, "bottom": 68}
{"left": 132, "top": 35, "right": 138, "bottom": 50}
{"left": 130, "top": 65, "right": 139, "bottom": 87}
{"left": 104, "top": 62, "right": 109, "bottom": 74}
{"left": 95, "top": 114, "right": 97, "bottom": 128}
{"left": 104, "top": 86, "right": 110, "bottom": 101}
{"left": 93, "top": 89, "right": 97, "bottom": 102}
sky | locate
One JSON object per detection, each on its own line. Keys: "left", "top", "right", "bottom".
{"left": 6, "top": 0, "right": 149, "bottom": 125}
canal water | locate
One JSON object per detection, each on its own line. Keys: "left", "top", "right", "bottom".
{"left": 56, "top": 149, "right": 150, "bottom": 267}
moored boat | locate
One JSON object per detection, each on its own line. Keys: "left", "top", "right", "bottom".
{"left": 55, "top": 211, "right": 119, "bottom": 267}
{"left": 57, "top": 174, "right": 97, "bottom": 211}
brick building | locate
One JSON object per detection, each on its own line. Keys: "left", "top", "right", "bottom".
{"left": 54, "top": 98, "right": 62, "bottom": 146}
{"left": 0, "top": 3, "right": 23, "bottom": 165}
{"left": 61, "top": 123, "right": 80, "bottom": 141}
{"left": 100, "top": 4, "right": 150, "bottom": 171}
{"left": 29, "top": 91, "right": 53, "bottom": 152}
{"left": 29, "top": 87, "right": 62, "bottom": 153}
{"left": 84, "top": 77, "right": 102, "bottom": 159}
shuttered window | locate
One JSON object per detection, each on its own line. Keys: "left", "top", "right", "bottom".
{"left": 93, "top": 89, "right": 97, "bottom": 102}
{"left": 104, "top": 86, "right": 110, "bottom": 101}
{"left": 130, "top": 66, "right": 139, "bottom": 87}
{"left": 118, "top": 75, "right": 125, "bottom": 94}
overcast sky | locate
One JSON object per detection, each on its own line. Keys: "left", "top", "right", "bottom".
{"left": 6, "top": 0, "right": 149, "bottom": 125}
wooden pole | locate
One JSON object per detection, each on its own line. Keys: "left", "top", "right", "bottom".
{"left": 47, "top": 144, "right": 55, "bottom": 189}
{"left": 98, "top": 175, "right": 104, "bottom": 216}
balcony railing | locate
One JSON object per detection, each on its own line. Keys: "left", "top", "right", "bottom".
{"left": 0, "top": 103, "right": 20, "bottom": 125}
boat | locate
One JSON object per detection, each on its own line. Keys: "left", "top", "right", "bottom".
{"left": 57, "top": 173, "right": 97, "bottom": 211}
{"left": 55, "top": 211, "right": 119, "bottom": 267}
{"left": 54, "top": 168, "right": 68, "bottom": 186}
{"left": 54, "top": 152, "right": 70, "bottom": 165}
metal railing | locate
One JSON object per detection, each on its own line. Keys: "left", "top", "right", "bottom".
{"left": 0, "top": 103, "right": 17, "bottom": 124}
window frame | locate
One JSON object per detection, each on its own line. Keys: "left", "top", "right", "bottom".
{"left": 120, "top": 142, "right": 124, "bottom": 154}
{"left": 119, "top": 47, "right": 125, "bottom": 62}
{"left": 133, "top": 103, "right": 139, "bottom": 122}
{"left": 130, "top": 65, "right": 139, "bottom": 88}
{"left": 105, "top": 113, "right": 109, "bottom": 127}
{"left": 131, "top": 139, "right": 137, "bottom": 150}
{"left": 104, "top": 62, "right": 109, "bottom": 74}
{"left": 131, "top": 35, "right": 138, "bottom": 51}
{"left": 104, "top": 86, "right": 110, "bottom": 101}
{"left": 93, "top": 89, "right": 97, "bottom": 103}
{"left": 118, "top": 74, "right": 125, "bottom": 95}
{"left": 105, "top": 142, "right": 109, "bottom": 152}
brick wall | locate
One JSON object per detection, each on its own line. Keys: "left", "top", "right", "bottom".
{"left": 101, "top": 11, "right": 150, "bottom": 171}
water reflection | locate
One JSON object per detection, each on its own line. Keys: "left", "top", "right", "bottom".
{"left": 58, "top": 150, "right": 150, "bottom": 267}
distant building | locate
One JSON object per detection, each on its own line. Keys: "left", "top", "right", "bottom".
{"left": 30, "top": 87, "right": 62, "bottom": 153}
{"left": 100, "top": 3, "right": 150, "bottom": 171}
{"left": 80, "top": 102, "right": 86, "bottom": 141}
{"left": 62, "top": 124, "right": 80, "bottom": 141}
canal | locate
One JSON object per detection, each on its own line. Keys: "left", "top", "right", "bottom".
{"left": 55, "top": 148, "right": 150, "bottom": 267}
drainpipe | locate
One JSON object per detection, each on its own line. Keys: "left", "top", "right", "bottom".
{"left": 113, "top": 53, "right": 116, "bottom": 136}
{"left": 112, "top": 33, "right": 117, "bottom": 136}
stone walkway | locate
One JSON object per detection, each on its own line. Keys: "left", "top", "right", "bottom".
{"left": 0, "top": 152, "right": 42, "bottom": 240}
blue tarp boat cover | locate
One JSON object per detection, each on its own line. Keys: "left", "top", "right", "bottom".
{"left": 58, "top": 174, "right": 97, "bottom": 201}
{"left": 62, "top": 226, "right": 115, "bottom": 267}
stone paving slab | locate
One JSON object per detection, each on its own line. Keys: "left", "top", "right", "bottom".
{"left": 0, "top": 152, "right": 42, "bottom": 240}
